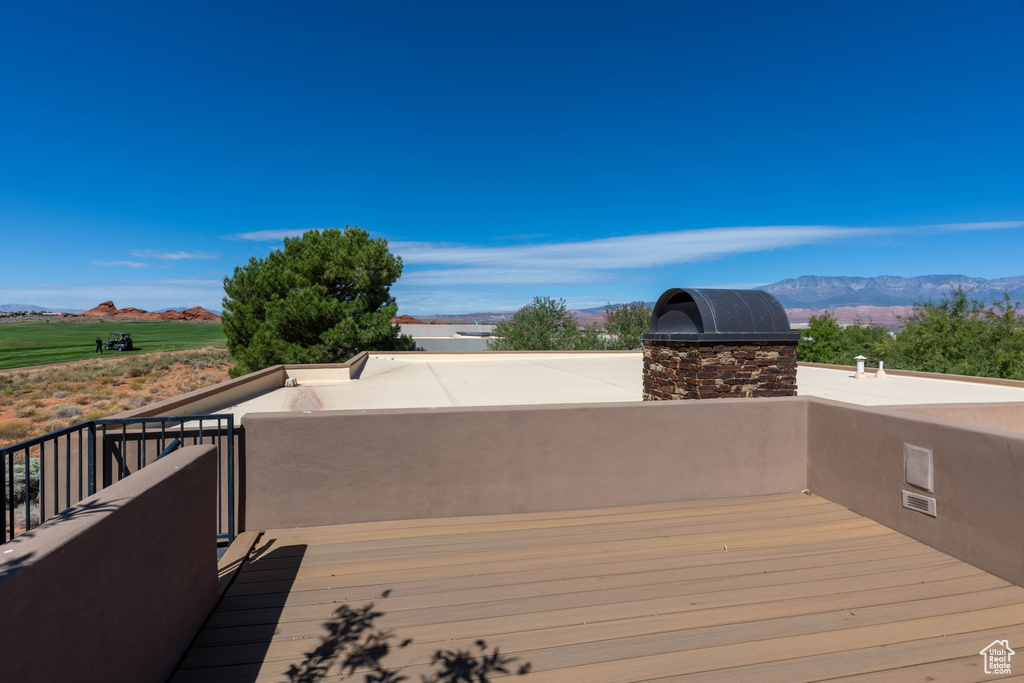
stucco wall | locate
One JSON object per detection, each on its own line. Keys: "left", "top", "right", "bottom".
{"left": 0, "top": 445, "right": 218, "bottom": 683}
{"left": 115, "top": 356, "right": 371, "bottom": 418}
{"left": 889, "top": 402, "right": 1024, "bottom": 434}
{"left": 807, "top": 398, "right": 1024, "bottom": 586}
{"left": 119, "top": 364, "right": 285, "bottom": 418}
{"left": 241, "top": 398, "right": 808, "bottom": 531}
{"left": 398, "top": 324, "right": 496, "bottom": 336}
{"left": 410, "top": 336, "right": 491, "bottom": 351}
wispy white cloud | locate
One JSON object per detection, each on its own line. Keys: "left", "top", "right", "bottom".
{"left": 394, "top": 221, "right": 1023, "bottom": 284}
{"left": 131, "top": 249, "right": 218, "bottom": 260}
{"left": 393, "top": 225, "right": 881, "bottom": 271}
{"left": 925, "top": 221, "right": 1024, "bottom": 233}
{"left": 223, "top": 229, "right": 307, "bottom": 241}
{"left": 400, "top": 267, "right": 601, "bottom": 286}
{"left": 391, "top": 225, "right": 880, "bottom": 276}
{"left": 92, "top": 260, "right": 148, "bottom": 268}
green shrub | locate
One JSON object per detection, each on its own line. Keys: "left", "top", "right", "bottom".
{"left": 4, "top": 458, "right": 41, "bottom": 500}
{"left": 885, "top": 288, "right": 1024, "bottom": 379}
{"left": 489, "top": 297, "right": 600, "bottom": 351}
{"left": 0, "top": 420, "right": 32, "bottom": 443}
{"left": 603, "top": 301, "right": 652, "bottom": 350}
{"left": 51, "top": 404, "right": 81, "bottom": 419}
{"left": 797, "top": 312, "right": 890, "bottom": 365}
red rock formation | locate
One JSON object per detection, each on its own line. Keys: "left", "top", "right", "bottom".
{"left": 76, "top": 301, "right": 120, "bottom": 317}
{"left": 74, "top": 302, "right": 221, "bottom": 321}
{"left": 392, "top": 314, "right": 427, "bottom": 325}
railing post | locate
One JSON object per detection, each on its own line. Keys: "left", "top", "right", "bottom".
{"left": 3, "top": 449, "right": 11, "bottom": 542}
{"left": 87, "top": 422, "right": 96, "bottom": 496}
{"left": 101, "top": 424, "right": 112, "bottom": 490}
{"left": 226, "top": 414, "right": 235, "bottom": 541}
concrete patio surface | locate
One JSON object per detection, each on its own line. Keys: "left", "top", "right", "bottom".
{"left": 213, "top": 353, "right": 1024, "bottom": 418}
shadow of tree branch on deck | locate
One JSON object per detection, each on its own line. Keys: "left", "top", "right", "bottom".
{"left": 286, "top": 589, "right": 531, "bottom": 683}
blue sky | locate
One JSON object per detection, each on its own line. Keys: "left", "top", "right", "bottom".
{"left": 2, "top": 1, "right": 1023, "bottom": 314}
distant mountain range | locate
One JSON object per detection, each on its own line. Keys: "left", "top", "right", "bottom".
{"left": 0, "top": 303, "right": 81, "bottom": 314}
{"left": 419, "top": 275, "right": 1024, "bottom": 325}
{"left": 756, "top": 274, "right": 1024, "bottom": 308}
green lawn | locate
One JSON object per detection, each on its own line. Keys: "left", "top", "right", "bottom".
{"left": 0, "top": 320, "right": 227, "bottom": 369}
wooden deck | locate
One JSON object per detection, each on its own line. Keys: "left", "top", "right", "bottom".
{"left": 173, "top": 493, "right": 1024, "bottom": 682}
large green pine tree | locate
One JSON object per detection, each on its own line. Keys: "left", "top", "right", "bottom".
{"left": 222, "top": 227, "right": 410, "bottom": 376}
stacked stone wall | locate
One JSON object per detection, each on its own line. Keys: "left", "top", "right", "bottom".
{"left": 643, "top": 340, "right": 797, "bottom": 400}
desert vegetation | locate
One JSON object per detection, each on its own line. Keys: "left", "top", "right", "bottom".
{"left": 488, "top": 297, "right": 653, "bottom": 351}
{"left": 2, "top": 348, "right": 232, "bottom": 533}
{"left": 0, "top": 348, "right": 233, "bottom": 448}
{"left": 798, "top": 287, "right": 1024, "bottom": 379}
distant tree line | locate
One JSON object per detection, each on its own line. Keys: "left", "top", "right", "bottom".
{"left": 798, "top": 287, "right": 1024, "bottom": 380}
{"left": 487, "top": 297, "right": 652, "bottom": 351}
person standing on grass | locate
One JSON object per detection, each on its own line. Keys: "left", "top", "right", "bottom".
{"left": 95, "top": 337, "right": 103, "bottom": 354}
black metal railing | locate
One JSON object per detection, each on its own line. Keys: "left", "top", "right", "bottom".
{"left": 2, "top": 415, "right": 236, "bottom": 546}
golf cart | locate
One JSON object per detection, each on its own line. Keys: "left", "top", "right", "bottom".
{"left": 105, "top": 333, "right": 134, "bottom": 351}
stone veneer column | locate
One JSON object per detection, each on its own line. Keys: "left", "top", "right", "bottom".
{"left": 643, "top": 340, "right": 797, "bottom": 400}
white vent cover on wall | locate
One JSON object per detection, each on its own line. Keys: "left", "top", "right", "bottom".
{"left": 902, "top": 490, "right": 937, "bottom": 517}
{"left": 904, "top": 443, "right": 933, "bottom": 492}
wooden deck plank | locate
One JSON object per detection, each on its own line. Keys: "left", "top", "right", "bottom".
{"left": 253, "top": 492, "right": 827, "bottom": 542}
{"left": 191, "top": 577, "right": 1013, "bottom": 653}
{"left": 253, "top": 495, "right": 836, "bottom": 549}
{"left": 243, "top": 507, "right": 862, "bottom": 569}
{"left": 233, "top": 517, "right": 886, "bottom": 582}
{"left": 229, "top": 523, "right": 900, "bottom": 586}
{"left": 183, "top": 585, "right": 1024, "bottom": 670}
{"left": 813, "top": 653, "right": 1005, "bottom": 682}
{"left": 192, "top": 543, "right": 955, "bottom": 649}
{"left": 339, "top": 592, "right": 1024, "bottom": 675}
{"left": 174, "top": 494, "right": 1024, "bottom": 682}
{"left": 202, "top": 551, "right": 982, "bottom": 632}
{"left": 653, "top": 628, "right": 1024, "bottom": 682}
{"left": 216, "top": 548, "right": 956, "bottom": 614}
{"left": 216, "top": 530, "right": 260, "bottom": 600}
{"left": 244, "top": 509, "right": 861, "bottom": 569}
{"left": 218, "top": 537, "right": 931, "bottom": 610}
{"left": 224, "top": 532, "right": 917, "bottom": 597}
{"left": 437, "top": 606, "right": 1024, "bottom": 683}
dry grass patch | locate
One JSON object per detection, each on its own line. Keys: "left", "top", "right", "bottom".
{"left": 0, "top": 420, "right": 31, "bottom": 443}
{"left": 0, "top": 348, "right": 233, "bottom": 447}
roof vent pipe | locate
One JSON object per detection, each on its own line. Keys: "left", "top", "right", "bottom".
{"left": 875, "top": 360, "right": 887, "bottom": 379}
{"left": 854, "top": 355, "right": 867, "bottom": 380}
